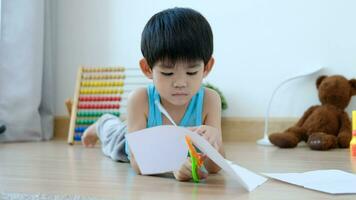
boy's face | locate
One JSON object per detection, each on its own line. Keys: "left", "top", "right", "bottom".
{"left": 140, "top": 58, "right": 214, "bottom": 107}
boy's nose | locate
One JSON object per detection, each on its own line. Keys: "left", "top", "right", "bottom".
{"left": 173, "top": 79, "right": 187, "bottom": 88}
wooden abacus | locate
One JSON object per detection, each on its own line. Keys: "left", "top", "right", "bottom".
{"left": 67, "top": 66, "right": 148, "bottom": 144}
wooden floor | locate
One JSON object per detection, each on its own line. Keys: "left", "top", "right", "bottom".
{"left": 1, "top": 141, "right": 356, "bottom": 200}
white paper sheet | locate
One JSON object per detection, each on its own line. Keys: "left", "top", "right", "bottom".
{"left": 264, "top": 170, "right": 356, "bottom": 194}
{"left": 126, "top": 125, "right": 267, "bottom": 192}
{"left": 125, "top": 126, "right": 188, "bottom": 174}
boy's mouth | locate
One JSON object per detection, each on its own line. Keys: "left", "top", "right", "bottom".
{"left": 172, "top": 93, "right": 188, "bottom": 96}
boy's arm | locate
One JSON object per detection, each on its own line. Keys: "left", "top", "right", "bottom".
{"left": 126, "top": 88, "right": 148, "bottom": 174}
{"left": 202, "top": 88, "right": 224, "bottom": 173}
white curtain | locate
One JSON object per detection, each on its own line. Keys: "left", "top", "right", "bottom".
{"left": 0, "top": 0, "right": 54, "bottom": 142}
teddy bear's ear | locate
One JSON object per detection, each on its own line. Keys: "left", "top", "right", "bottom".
{"left": 350, "top": 79, "right": 356, "bottom": 96}
{"left": 316, "top": 75, "right": 327, "bottom": 89}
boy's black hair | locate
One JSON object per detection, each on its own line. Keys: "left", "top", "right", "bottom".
{"left": 141, "top": 7, "right": 213, "bottom": 68}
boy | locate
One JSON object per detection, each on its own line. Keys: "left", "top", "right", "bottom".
{"left": 82, "top": 7, "right": 224, "bottom": 181}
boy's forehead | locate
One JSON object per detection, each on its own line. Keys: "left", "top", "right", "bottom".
{"left": 156, "top": 60, "right": 204, "bottom": 68}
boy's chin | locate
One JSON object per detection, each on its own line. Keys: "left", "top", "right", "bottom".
{"left": 167, "top": 97, "right": 191, "bottom": 106}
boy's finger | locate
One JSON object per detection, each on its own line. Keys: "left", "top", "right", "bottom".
{"left": 198, "top": 126, "right": 207, "bottom": 133}
{"left": 192, "top": 128, "right": 202, "bottom": 134}
{"left": 188, "top": 126, "right": 198, "bottom": 131}
{"left": 184, "top": 160, "right": 192, "bottom": 169}
{"left": 181, "top": 169, "right": 192, "bottom": 179}
{"left": 174, "top": 171, "right": 189, "bottom": 181}
{"left": 174, "top": 165, "right": 192, "bottom": 181}
{"left": 181, "top": 163, "right": 193, "bottom": 177}
{"left": 198, "top": 167, "right": 209, "bottom": 179}
{"left": 201, "top": 154, "right": 207, "bottom": 160}
{"left": 191, "top": 126, "right": 205, "bottom": 134}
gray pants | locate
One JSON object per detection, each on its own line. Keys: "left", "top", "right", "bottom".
{"left": 96, "top": 114, "right": 129, "bottom": 162}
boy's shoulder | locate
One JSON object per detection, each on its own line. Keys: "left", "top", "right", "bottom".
{"left": 127, "top": 87, "right": 148, "bottom": 114}
{"left": 126, "top": 87, "right": 149, "bottom": 128}
{"left": 204, "top": 87, "right": 221, "bottom": 103}
{"left": 203, "top": 87, "right": 221, "bottom": 113}
{"left": 202, "top": 87, "right": 221, "bottom": 122}
{"left": 128, "top": 87, "right": 148, "bottom": 102}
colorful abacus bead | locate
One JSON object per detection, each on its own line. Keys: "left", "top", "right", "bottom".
{"left": 77, "top": 111, "right": 120, "bottom": 117}
{"left": 75, "top": 127, "right": 87, "bottom": 133}
{"left": 74, "top": 133, "right": 82, "bottom": 141}
{"left": 78, "top": 103, "right": 120, "bottom": 109}
{"left": 82, "top": 67, "right": 126, "bottom": 73}
{"left": 76, "top": 119, "right": 96, "bottom": 125}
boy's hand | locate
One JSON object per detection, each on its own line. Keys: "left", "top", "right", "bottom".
{"left": 188, "top": 125, "right": 222, "bottom": 150}
{"left": 173, "top": 157, "right": 208, "bottom": 181}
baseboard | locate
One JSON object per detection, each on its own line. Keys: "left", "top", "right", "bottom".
{"left": 54, "top": 116, "right": 297, "bottom": 142}
{"left": 221, "top": 117, "right": 297, "bottom": 142}
{"left": 54, "top": 116, "right": 71, "bottom": 140}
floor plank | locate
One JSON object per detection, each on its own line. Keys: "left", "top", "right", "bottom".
{"left": 0, "top": 141, "right": 355, "bottom": 199}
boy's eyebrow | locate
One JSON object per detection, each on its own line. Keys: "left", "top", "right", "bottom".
{"left": 157, "top": 64, "right": 174, "bottom": 68}
{"left": 188, "top": 64, "right": 201, "bottom": 68}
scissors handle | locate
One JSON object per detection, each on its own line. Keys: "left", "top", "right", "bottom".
{"left": 185, "top": 136, "right": 203, "bottom": 183}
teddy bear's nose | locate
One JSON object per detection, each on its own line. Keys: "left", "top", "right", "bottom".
{"left": 329, "top": 95, "right": 339, "bottom": 102}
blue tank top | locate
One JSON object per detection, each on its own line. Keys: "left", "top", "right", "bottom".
{"left": 125, "top": 84, "right": 205, "bottom": 159}
{"left": 146, "top": 84, "right": 205, "bottom": 127}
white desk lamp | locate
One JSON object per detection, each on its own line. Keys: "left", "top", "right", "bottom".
{"left": 257, "top": 67, "right": 324, "bottom": 146}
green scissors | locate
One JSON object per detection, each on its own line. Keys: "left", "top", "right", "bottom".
{"left": 185, "top": 136, "right": 204, "bottom": 183}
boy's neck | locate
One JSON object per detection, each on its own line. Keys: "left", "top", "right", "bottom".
{"left": 160, "top": 98, "right": 190, "bottom": 125}
{"left": 160, "top": 98, "right": 190, "bottom": 112}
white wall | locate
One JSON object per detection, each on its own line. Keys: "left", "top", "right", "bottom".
{"left": 53, "top": 0, "right": 356, "bottom": 117}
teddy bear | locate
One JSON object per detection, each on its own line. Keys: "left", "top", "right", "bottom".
{"left": 269, "top": 75, "right": 356, "bottom": 150}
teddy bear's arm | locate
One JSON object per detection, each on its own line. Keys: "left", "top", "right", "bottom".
{"left": 295, "top": 105, "right": 320, "bottom": 127}
{"left": 337, "top": 112, "right": 352, "bottom": 148}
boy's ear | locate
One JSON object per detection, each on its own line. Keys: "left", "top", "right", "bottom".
{"left": 203, "top": 57, "right": 215, "bottom": 78}
{"left": 139, "top": 58, "right": 153, "bottom": 79}
{"left": 349, "top": 79, "right": 356, "bottom": 96}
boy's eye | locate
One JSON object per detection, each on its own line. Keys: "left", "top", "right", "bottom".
{"left": 161, "top": 72, "right": 173, "bottom": 76}
{"left": 187, "top": 71, "right": 198, "bottom": 76}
